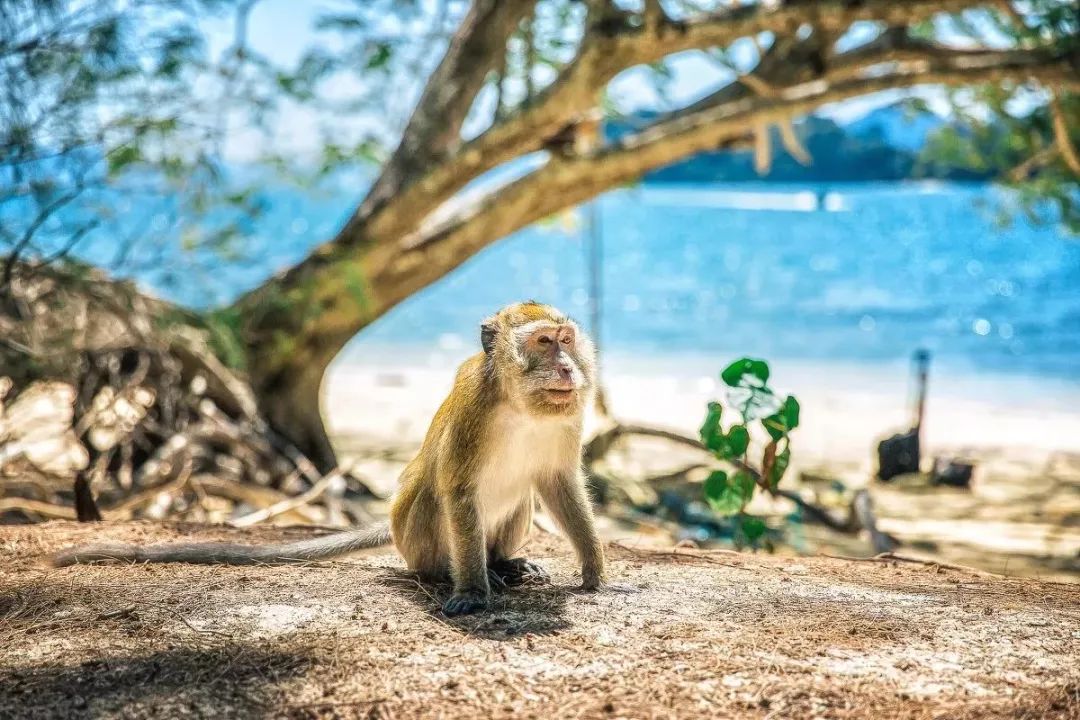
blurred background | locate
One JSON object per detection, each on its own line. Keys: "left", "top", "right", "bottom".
{"left": 2, "top": 1, "right": 1078, "bottom": 579}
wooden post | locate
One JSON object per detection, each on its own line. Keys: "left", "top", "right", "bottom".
{"left": 912, "top": 349, "right": 930, "bottom": 436}
{"left": 586, "top": 198, "right": 610, "bottom": 417}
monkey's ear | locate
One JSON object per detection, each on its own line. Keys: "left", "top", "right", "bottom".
{"left": 480, "top": 317, "right": 498, "bottom": 354}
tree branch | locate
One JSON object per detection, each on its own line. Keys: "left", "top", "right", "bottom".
{"left": 1049, "top": 94, "right": 1080, "bottom": 177}
{"left": 368, "top": 45, "right": 1074, "bottom": 309}
{"left": 353, "top": 0, "right": 989, "bottom": 245}
{"left": 350, "top": 0, "right": 538, "bottom": 232}
{"left": 231, "top": 2, "right": 1063, "bottom": 398}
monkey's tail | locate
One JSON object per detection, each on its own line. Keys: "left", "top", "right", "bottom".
{"left": 48, "top": 523, "right": 393, "bottom": 567}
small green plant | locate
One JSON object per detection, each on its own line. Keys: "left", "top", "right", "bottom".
{"left": 699, "top": 358, "right": 800, "bottom": 546}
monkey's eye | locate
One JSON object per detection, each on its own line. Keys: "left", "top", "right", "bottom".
{"left": 560, "top": 336, "right": 571, "bottom": 344}
{"left": 538, "top": 335, "right": 553, "bottom": 345}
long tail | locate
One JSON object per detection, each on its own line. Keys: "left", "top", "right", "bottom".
{"left": 48, "top": 523, "right": 393, "bottom": 567}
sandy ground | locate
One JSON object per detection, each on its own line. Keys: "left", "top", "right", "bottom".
{"left": 2, "top": 522, "right": 1078, "bottom": 719}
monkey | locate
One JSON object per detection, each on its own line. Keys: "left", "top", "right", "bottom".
{"left": 50, "top": 301, "right": 607, "bottom": 617}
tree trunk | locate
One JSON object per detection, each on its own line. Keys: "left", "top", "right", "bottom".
{"left": 252, "top": 348, "right": 338, "bottom": 474}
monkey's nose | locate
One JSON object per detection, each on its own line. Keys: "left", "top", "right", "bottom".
{"left": 556, "top": 362, "right": 574, "bottom": 384}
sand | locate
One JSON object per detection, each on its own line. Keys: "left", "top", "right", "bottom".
{"left": 325, "top": 350, "right": 1080, "bottom": 468}
{"left": 2, "top": 522, "right": 1078, "bottom": 719}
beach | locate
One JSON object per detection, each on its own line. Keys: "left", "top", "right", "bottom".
{"left": 327, "top": 348, "right": 1080, "bottom": 464}
{"left": 325, "top": 349, "right": 1080, "bottom": 581}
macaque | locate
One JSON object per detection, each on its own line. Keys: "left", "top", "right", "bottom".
{"left": 51, "top": 301, "right": 606, "bottom": 616}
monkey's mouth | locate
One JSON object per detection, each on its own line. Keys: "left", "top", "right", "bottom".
{"left": 543, "top": 388, "right": 575, "bottom": 402}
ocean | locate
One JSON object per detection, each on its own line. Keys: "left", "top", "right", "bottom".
{"left": 81, "top": 182, "right": 1080, "bottom": 383}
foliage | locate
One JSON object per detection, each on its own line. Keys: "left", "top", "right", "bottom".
{"left": 699, "top": 357, "right": 800, "bottom": 549}
{"left": 1, "top": 0, "right": 275, "bottom": 289}
{"left": 921, "top": 89, "right": 1080, "bottom": 233}
{"left": 916, "top": 0, "right": 1080, "bottom": 231}
{"left": 0, "top": 0, "right": 425, "bottom": 295}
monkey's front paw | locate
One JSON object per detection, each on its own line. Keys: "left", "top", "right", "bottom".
{"left": 442, "top": 590, "right": 489, "bottom": 616}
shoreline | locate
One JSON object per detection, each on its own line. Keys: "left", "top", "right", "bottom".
{"left": 326, "top": 345, "right": 1080, "bottom": 465}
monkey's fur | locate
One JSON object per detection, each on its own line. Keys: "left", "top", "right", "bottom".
{"left": 50, "top": 301, "right": 606, "bottom": 616}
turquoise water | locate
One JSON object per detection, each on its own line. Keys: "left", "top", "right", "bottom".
{"left": 348, "top": 183, "right": 1079, "bottom": 380}
{"left": 80, "top": 182, "right": 1080, "bottom": 381}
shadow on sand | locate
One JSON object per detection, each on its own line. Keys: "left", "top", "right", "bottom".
{"left": 377, "top": 568, "right": 573, "bottom": 638}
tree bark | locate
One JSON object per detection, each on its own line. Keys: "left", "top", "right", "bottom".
{"left": 254, "top": 346, "right": 338, "bottom": 472}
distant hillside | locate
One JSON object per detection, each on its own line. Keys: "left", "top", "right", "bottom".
{"left": 846, "top": 104, "right": 946, "bottom": 151}
{"left": 610, "top": 104, "right": 992, "bottom": 183}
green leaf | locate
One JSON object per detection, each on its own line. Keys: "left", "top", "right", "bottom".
{"left": 315, "top": 13, "right": 368, "bottom": 31}
{"left": 739, "top": 515, "right": 767, "bottom": 543}
{"left": 107, "top": 145, "right": 141, "bottom": 176}
{"left": 365, "top": 43, "right": 393, "bottom": 70}
{"left": 734, "top": 470, "right": 756, "bottom": 500}
{"left": 766, "top": 445, "right": 790, "bottom": 490}
{"left": 716, "top": 424, "right": 750, "bottom": 460}
{"left": 781, "top": 395, "right": 800, "bottom": 431}
{"left": 703, "top": 470, "right": 728, "bottom": 504}
{"left": 699, "top": 402, "right": 724, "bottom": 450}
{"left": 721, "top": 358, "right": 770, "bottom": 388}
{"left": 705, "top": 470, "right": 756, "bottom": 516}
{"left": 763, "top": 395, "right": 800, "bottom": 440}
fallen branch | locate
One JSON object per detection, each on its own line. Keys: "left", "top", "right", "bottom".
{"left": 823, "top": 552, "right": 991, "bottom": 576}
{"left": 189, "top": 475, "right": 303, "bottom": 506}
{"left": 102, "top": 459, "right": 194, "bottom": 520}
{"left": 230, "top": 464, "right": 350, "bottom": 528}
{"left": 609, "top": 541, "right": 750, "bottom": 571}
{"left": 587, "top": 423, "right": 849, "bottom": 522}
{"left": 851, "top": 489, "right": 899, "bottom": 554}
{"left": 587, "top": 423, "right": 896, "bottom": 553}
{"left": 0, "top": 497, "right": 77, "bottom": 519}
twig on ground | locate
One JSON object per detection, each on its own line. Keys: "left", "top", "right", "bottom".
{"left": 821, "top": 552, "right": 990, "bottom": 575}
{"left": 230, "top": 463, "right": 351, "bottom": 527}
{"left": 610, "top": 541, "right": 750, "bottom": 570}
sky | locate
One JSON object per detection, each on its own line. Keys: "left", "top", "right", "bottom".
{"left": 201, "top": 0, "right": 948, "bottom": 162}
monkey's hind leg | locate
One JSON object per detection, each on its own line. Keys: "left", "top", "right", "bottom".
{"left": 489, "top": 499, "right": 550, "bottom": 588}
{"left": 489, "top": 557, "right": 550, "bottom": 587}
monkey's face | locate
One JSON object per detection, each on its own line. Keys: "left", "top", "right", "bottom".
{"left": 483, "top": 303, "right": 596, "bottom": 417}
{"left": 519, "top": 322, "right": 591, "bottom": 414}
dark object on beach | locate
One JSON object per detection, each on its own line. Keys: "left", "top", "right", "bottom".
{"left": 877, "top": 429, "right": 920, "bottom": 482}
{"left": 877, "top": 350, "right": 930, "bottom": 482}
{"left": 931, "top": 458, "right": 974, "bottom": 488}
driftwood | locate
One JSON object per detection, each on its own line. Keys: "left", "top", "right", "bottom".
{"left": 0, "top": 262, "right": 374, "bottom": 528}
